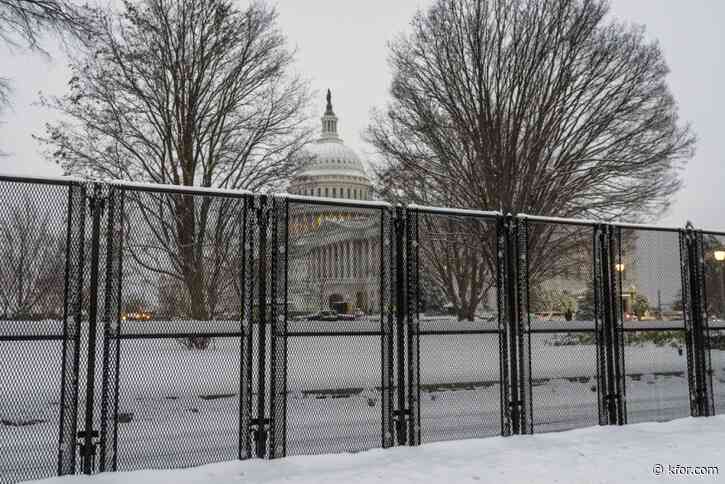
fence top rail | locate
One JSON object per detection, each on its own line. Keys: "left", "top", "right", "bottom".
{"left": 408, "top": 204, "right": 501, "bottom": 219}
{"left": 519, "top": 213, "right": 683, "bottom": 232}
{"left": 518, "top": 213, "right": 599, "bottom": 226}
{"left": 107, "top": 179, "right": 252, "bottom": 198}
{"left": 0, "top": 173, "right": 82, "bottom": 186}
{"left": 283, "top": 192, "right": 392, "bottom": 209}
{"left": 0, "top": 174, "right": 721, "bottom": 234}
{"left": 610, "top": 221, "right": 682, "bottom": 233}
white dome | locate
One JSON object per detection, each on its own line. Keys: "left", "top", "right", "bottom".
{"left": 297, "top": 139, "right": 369, "bottom": 179}
{"left": 288, "top": 90, "right": 372, "bottom": 201}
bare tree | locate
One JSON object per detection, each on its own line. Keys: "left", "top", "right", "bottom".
{"left": 369, "top": 0, "right": 694, "bottom": 319}
{"left": 38, "top": 0, "right": 311, "bottom": 347}
{"left": 1, "top": 0, "right": 96, "bottom": 111}
{"left": 1, "top": 0, "right": 93, "bottom": 48}
{"left": 39, "top": 0, "right": 311, "bottom": 189}
{"left": 0, "top": 197, "right": 66, "bottom": 319}
{"left": 418, "top": 214, "right": 496, "bottom": 320}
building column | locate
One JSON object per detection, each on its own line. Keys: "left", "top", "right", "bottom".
{"left": 334, "top": 243, "right": 339, "bottom": 279}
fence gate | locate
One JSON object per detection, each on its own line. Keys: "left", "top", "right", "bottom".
{"left": 611, "top": 226, "right": 694, "bottom": 424}
{"left": 86, "top": 186, "right": 253, "bottom": 472}
{"left": 518, "top": 219, "right": 604, "bottom": 434}
{"left": 279, "top": 198, "right": 394, "bottom": 456}
{"left": 0, "top": 178, "right": 85, "bottom": 483}
{"left": 407, "top": 208, "right": 503, "bottom": 443}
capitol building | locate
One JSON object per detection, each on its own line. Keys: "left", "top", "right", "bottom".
{"left": 286, "top": 91, "right": 382, "bottom": 315}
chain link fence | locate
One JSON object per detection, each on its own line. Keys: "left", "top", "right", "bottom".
{"left": 0, "top": 176, "right": 720, "bottom": 482}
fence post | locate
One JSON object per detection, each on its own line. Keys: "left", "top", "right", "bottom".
{"left": 79, "top": 183, "right": 106, "bottom": 475}
{"left": 268, "top": 197, "right": 287, "bottom": 458}
{"left": 496, "top": 216, "right": 510, "bottom": 436}
{"left": 392, "top": 206, "right": 407, "bottom": 445}
{"left": 381, "top": 207, "right": 395, "bottom": 449}
{"left": 503, "top": 216, "right": 519, "bottom": 433}
{"left": 682, "top": 225, "right": 715, "bottom": 416}
{"left": 405, "top": 208, "right": 420, "bottom": 446}
{"left": 499, "top": 216, "right": 531, "bottom": 435}
{"left": 516, "top": 218, "right": 532, "bottom": 434}
{"left": 254, "top": 195, "right": 269, "bottom": 458}
{"left": 98, "top": 187, "right": 124, "bottom": 472}
{"left": 241, "top": 195, "right": 255, "bottom": 459}
{"left": 610, "top": 226, "right": 627, "bottom": 424}
{"left": 57, "top": 183, "right": 87, "bottom": 476}
{"left": 595, "top": 224, "right": 626, "bottom": 426}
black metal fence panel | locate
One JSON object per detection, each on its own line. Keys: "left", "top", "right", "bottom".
{"left": 616, "top": 228, "right": 690, "bottom": 424}
{"left": 0, "top": 179, "right": 84, "bottom": 483}
{"left": 106, "top": 187, "right": 248, "bottom": 471}
{"left": 0, "top": 176, "right": 722, "bottom": 480}
{"left": 524, "top": 221, "right": 600, "bottom": 433}
{"left": 283, "top": 200, "right": 391, "bottom": 456}
{"left": 700, "top": 232, "right": 725, "bottom": 414}
{"left": 413, "top": 210, "right": 501, "bottom": 443}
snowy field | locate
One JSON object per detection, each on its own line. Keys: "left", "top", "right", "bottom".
{"left": 1, "top": 319, "right": 724, "bottom": 483}
{"left": 23, "top": 416, "right": 725, "bottom": 484}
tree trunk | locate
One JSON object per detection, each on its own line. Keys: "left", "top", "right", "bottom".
{"left": 177, "top": 195, "right": 211, "bottom": 350}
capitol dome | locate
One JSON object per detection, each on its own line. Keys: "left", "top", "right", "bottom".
{"left": 288, "top": 90, "right": 372, "bottom": 200}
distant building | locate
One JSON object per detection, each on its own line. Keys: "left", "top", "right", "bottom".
{"left": 287, "top": 91, "right": 381, "bottom": 314}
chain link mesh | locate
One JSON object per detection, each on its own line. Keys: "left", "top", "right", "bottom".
{"left": 0, "top": 180, "right": 83, "bottom": 483}
{"left": 284, "top": 200, "right": 389, "bottom": 455}
{"left": 110, "top": 188, "right": 246, "bottom": 471}
{"left": 618, "top": 228, "right": 689, "bottom": 423}
{"left": 414, "top": 211, "right": 500, "bottom": 443}
{"left": 1, "top": 177, "right": 722, "bottom": 478}
{"left": 525, "top": 221, "right": 599, "bottom": 432}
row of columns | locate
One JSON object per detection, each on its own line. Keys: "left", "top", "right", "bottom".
{"left": 311, "top": 237, "right": 379, "bottom": 280}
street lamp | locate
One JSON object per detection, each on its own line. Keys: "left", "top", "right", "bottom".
{"left": 715, "top": 250, "right": 725, "bottom": 320}
{"left": 613, "top": 263, "right": 628, "bottom": 315}
{"left": 615, "top": 263, "right": 626, "bottom": 283}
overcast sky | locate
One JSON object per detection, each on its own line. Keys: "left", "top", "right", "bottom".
{"left": 0, "top": 0, "right": 723, "bottom": 229}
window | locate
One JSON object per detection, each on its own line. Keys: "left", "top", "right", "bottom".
{"left": 317, "top": 188, "right": 320, "bottom": 196}
{"left": 354, "top": 189, "right": 358, "bottom": 199}
{"left": 332, "top": 187, "right": 336, "bottom": 197}
{"left": 325, "top": 187, "right": 328, "bottom": 197}
{"left": 347, "top": 188, "right": 351, "bottom": 198}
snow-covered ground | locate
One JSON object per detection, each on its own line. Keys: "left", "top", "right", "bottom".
{"left": 22, "top": 416, "right": 725, "bottom": 484}
{"left": 2, "top": 322, "right": 724, "bottom": 483}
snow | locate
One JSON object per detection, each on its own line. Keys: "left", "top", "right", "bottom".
{"left": 22, "top": 416, "right": 725, "bottom": 484}
{"left": 282, "top": 193, "right": 390, "bottom": 208}
{"left": 2, "top": 321, "right": 724, "bottom": 482}
{"left": 517, "top": 213, "right": 683, "bottom": 232}
{"left": 0, "top": 174, "right": 81, "bottom": 186}
{"left": 406, "top": 204, "right": 500, "bottom": 218}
